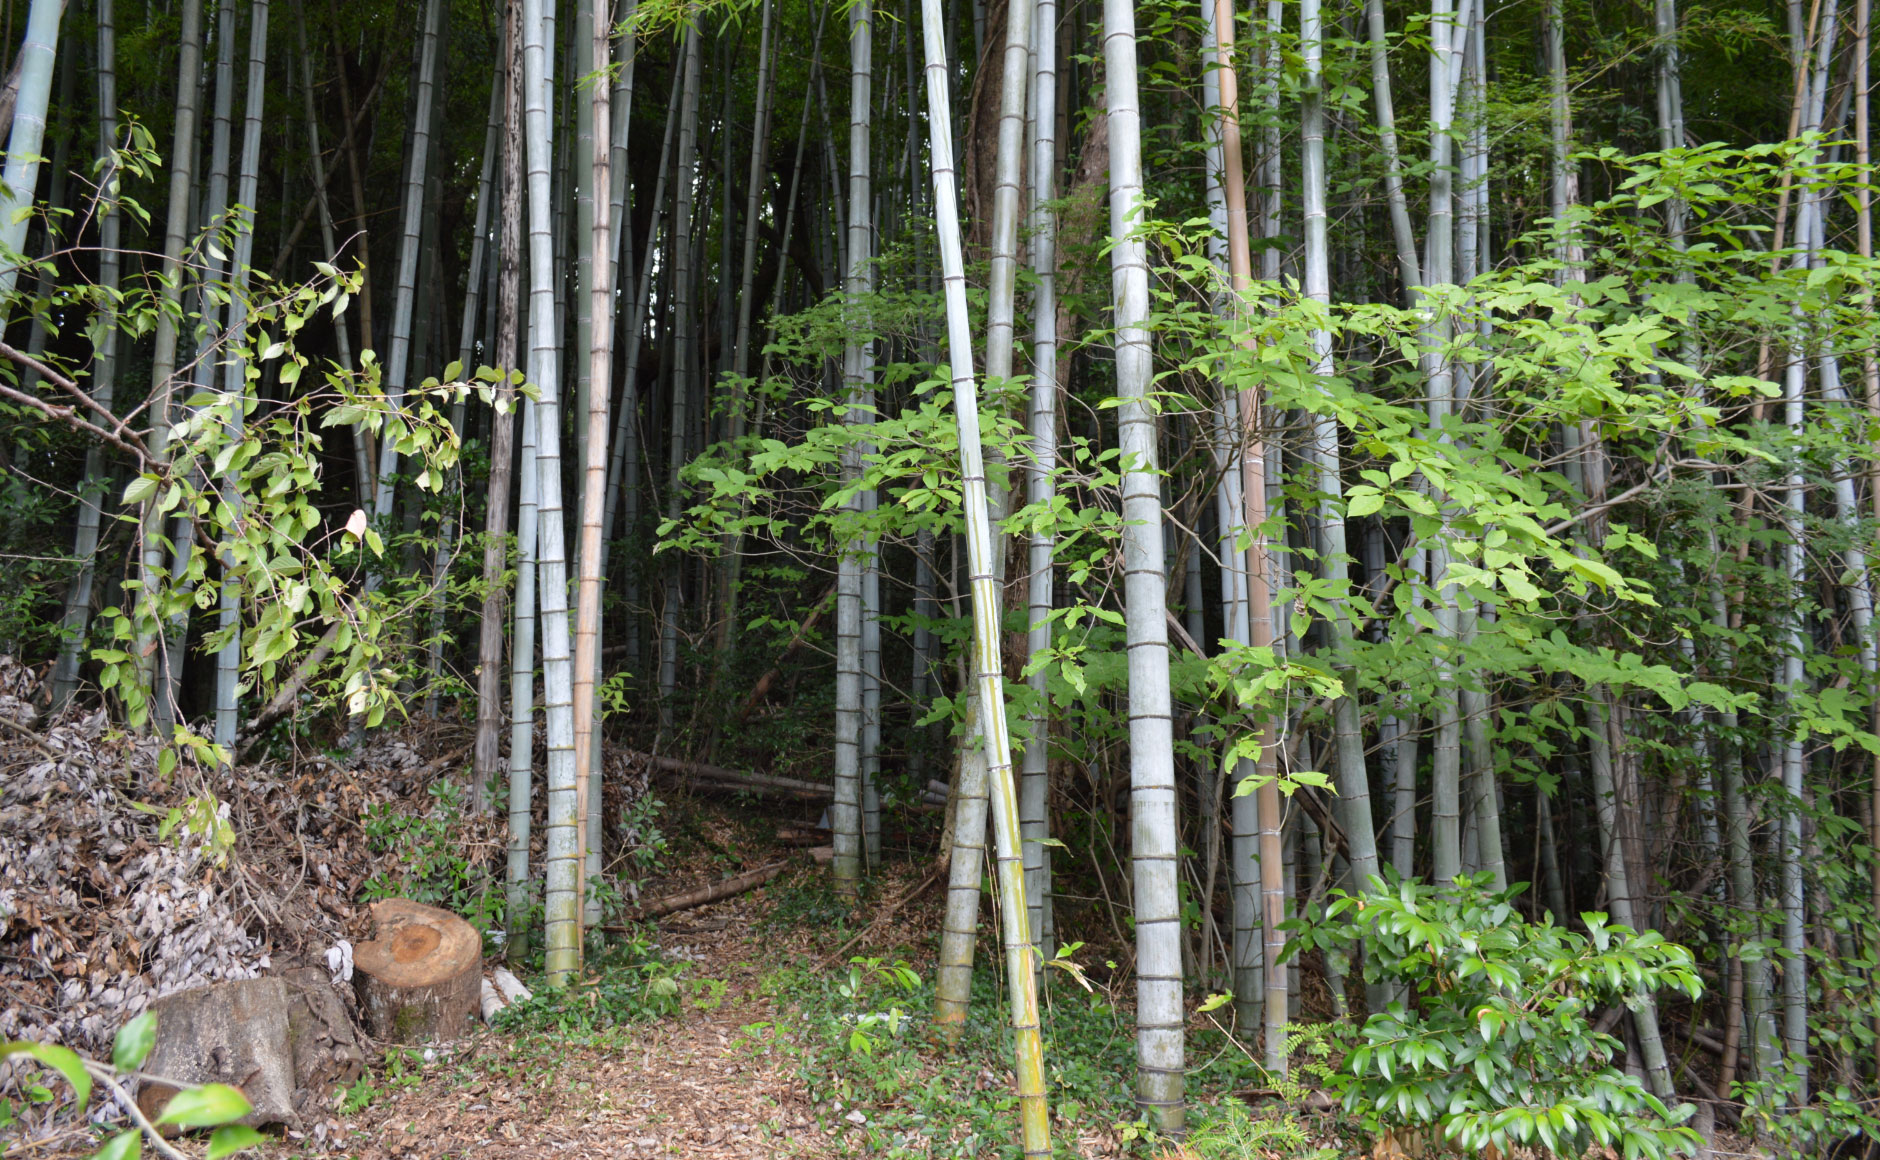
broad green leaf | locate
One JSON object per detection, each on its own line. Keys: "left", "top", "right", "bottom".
{"left": 112, "top": 1012, "right": 157, "bottom": 1071}
{"left": 89, "top": 1129, "right": 141, "bottom": 1160}
{"left": 1345, "top": 490, "right": 1385, "bottom": 518}
{"left": 122, "top": 475, "right": 159, "bottom": 505}
{"left": 0, "top": 1041, "right": 91, "bottom": 1109}
{"left": 206, "top": 1124, "right": 269, "bottom": 1158}
{"left": 156, "top": 1083, "right": 253, "bottom": 1128}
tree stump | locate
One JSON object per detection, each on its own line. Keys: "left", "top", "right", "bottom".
{"left": 279, "top": 967, "right": 365, "bottom": 1117}
{"left": 351, "top": 899, "right": 481, "bottom": 1043}
{"left": 137, "top": 977, "right": 301, "bottom": 1130}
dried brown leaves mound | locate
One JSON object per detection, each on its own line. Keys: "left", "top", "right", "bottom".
{"left": 0, "top": 657, "right": 477, "bottom": 1060}
{"left": 0, "top": 690, "right": 270, "bottom": 1055}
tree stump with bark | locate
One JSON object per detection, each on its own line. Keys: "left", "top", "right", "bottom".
{"left": 137, "top": 976, "right": 301, "bottom": 1130}
{"left": 351, "top": 899, "right": 481, "bottom": 1043}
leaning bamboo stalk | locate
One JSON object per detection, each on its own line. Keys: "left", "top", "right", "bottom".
{"left": 1362, "top": 0, "right": 1420, "bottom": 292}
{"left": 918, "top": 2, "right": 1051, "bottom": 1149}
{"left": 710, "top": 0, "right": 779, "bottom": 663}
{"left": 288, "top": 1, "right": 369, "bottom": 493}
{"left": 154, "top": 0, "right": 240, "bottom": 741}
{"left": 600, "top": 55, "right": 684, "bottom": 687}
{"left": 132, "top": 0, "right": 205, "bottom": 730}
{"left": 371, "top": 0, "right": 444, "bottom": 522}
{"left": 426, "top": 76, "right": 502, "bottom": 721}
{"left": 0, "top": 0, "right": 61, "bottom": 306}
{"left": 657, "top": 23, "right": 703, "bottom": 738}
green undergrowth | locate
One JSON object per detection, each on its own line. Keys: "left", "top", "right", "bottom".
{"left": 492, "top": 932, "right": 694, "bottom": 1043}
{"left": 756, "top": 955, "right": 1337, "bottom": 1159}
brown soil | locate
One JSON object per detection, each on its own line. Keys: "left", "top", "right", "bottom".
{"left": 280, "top": 876, "right": 884, "bottom": 1160}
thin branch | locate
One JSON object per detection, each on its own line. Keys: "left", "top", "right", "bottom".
{"left": 83, "top": 1063, "right": 192, "bottom": 1160}
{"left": 0, "top": 715, "right": 56, "bottom": 758}
{"left": 0, "top": 344, "right": 155, "bottom": 467}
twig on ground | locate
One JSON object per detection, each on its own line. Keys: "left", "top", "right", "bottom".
{"left": 0, "top": 715, "right": 56, "bottom": 759}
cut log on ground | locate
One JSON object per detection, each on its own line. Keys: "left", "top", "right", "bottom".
{"left": 138, "top": 976, "right": 302, "bottom": 1130}
{"left": 638, "top": 861, "right": 790, "bottom": 918}
{"left": 351, "top": 899, "right": 481, "bottom": 1043}
{"left": 636, "top": 751, "right": 833, "bottom": 797}
{"left": 774, "top": 825, "right": 832, "bottom": 846}
{"left": 600, "top": 851, "right": 829, "bottom": 930}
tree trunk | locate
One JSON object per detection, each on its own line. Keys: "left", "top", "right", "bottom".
{"left": 475, "top": 2, "right": 523, "bottom": 815}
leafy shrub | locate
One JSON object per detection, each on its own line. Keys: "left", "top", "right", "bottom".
{"left": 1293, "top": 874, "right": 1704, "bottom": 1160}
{"left": 359, "top": 779, "right": 502, "bottom": 933}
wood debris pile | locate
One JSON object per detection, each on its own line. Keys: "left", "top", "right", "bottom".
{"left": 0, "top": 657, "right": 476, "bottom": 1062}
{"left": 0, "top": 691, "right": 271, "bottom": 1055}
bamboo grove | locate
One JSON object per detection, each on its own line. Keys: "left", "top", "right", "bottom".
{"left": 3, "top": 0, "right": 1880, "bottom": 1148}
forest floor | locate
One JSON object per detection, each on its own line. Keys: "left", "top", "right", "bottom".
{"left": 273, "top": 841, "right": 1206, "bottom": 1160}
{"left": 301, "top": 886, "right": 847, "bottom": 1159}
{"left": 0, "top": 675, "right": 1760, "bottom": 1160}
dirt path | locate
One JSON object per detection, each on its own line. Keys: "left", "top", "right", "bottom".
{"left": 318, "top": 893, "right": 847, "bottom": 1160}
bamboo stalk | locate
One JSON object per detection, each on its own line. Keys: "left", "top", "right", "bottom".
{"left": 918, "top": 1, "right": 1052, "bottom": 1147}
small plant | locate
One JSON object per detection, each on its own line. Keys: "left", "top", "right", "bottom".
{"left": 1, "top": 1012, "right": 264, "bottom": 1158}
{"left": 689, "top": 977, "right": 730, "bottom": 1011}
{"left": 834, "top": 957, "right": 921, "bottom": 1056}
{"left": 359, "top": 779, "right": 502, "bottom": 933}
{"left": 1294, "top": 874, "right": 1704, "bottom": 1160}
{"left": 336, "top": 1072, "right": 380, "bottom": 1116}
{"left": 1167, "top": 1098, "right": 1333, "bottom": 1160}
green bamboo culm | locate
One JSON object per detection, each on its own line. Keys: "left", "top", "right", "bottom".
{"left": 917, "top": 0, "right": 1051, "bottom": 1152}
